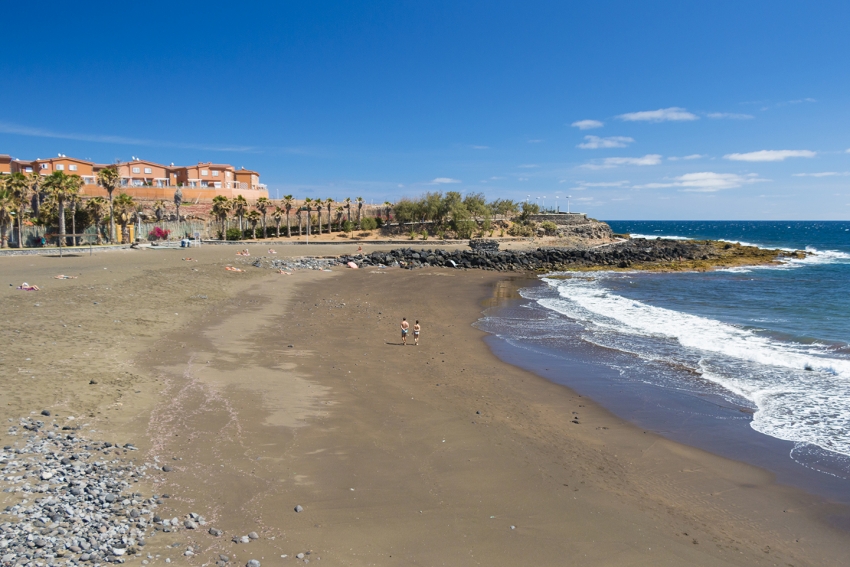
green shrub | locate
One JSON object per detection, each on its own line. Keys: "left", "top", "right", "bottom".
{"left": 540, "top": 221, "right": 558, "bottom": 235}
{"left": 375, "top": 218, "right": 385, "bottom": 228}
{"left": 342, "top": 220, "right": 355, "bottom": 233}
{"left": 507, "top": 223, "right": 535, "bottom": 237}
{"left": 226, "top": 228, "right": 242, "bottom": 241}
{"left": 421, "top": 231, "right": 428, "bottom": 240}
{"left": 360, "top": 217, "right": 378, "bottom": 230}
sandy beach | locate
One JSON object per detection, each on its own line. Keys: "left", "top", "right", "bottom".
{"left": 1, "top": 245, "right": 849, "bottom": 566}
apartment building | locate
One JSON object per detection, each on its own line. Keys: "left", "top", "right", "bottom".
{"left": 1, "top": 153, "right": 268, "bottom": 201}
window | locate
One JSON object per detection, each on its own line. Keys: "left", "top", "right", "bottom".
{"left": 25, "top": 167, "right": 32, "bottom": 173}
{"left": 144, "top": 167, "right": 152, "bottom": 174}
{"left": 226, "top": 172, "right": 231, "bottom": 179}
{"left": 133, "top": 180, "right": 143, "bottom": 187}
{"left": 69, "top": 164, "right": 78, "bottom": 171}
{"left": 201, "top": 181, "right": 209, "bottom": 188}
{"left": 56, "top": 164, "right": 65, "bottom": 171}
{"left": 132, "top": 167, "right": 140, "bottom": 174}
{"left": 214, "top": 182, "right": 221, "bottom": 188}
{"left": 40, "top": 163, "right": 48, "bottom": 169}
{"left": 212, "top": 170, "right": 219, "bottom": 177}
{"left": 201, "top": 170, "right": 208, "bottom": 176}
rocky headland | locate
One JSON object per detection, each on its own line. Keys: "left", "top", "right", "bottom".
{"left": 249, "top": 238, "right": 804, "bottom": 273}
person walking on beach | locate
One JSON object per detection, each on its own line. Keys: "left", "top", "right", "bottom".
{"left": 413, "top": 320, "right": 421, "bottom": 345}
{"left": 401, "top": 317, "right": 410, "bottom": 345}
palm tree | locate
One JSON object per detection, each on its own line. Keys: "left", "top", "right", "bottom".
{"left": 211, "top": 195, "right": 232, "bottom": 238}
{"left": 68, "top": 194, "right": 80, "bottom": 246}
{"left": 96, "top": 166, "right": 120, "bottom": 243}
{"left": 0, "top": 184, "right": 13, "bottom": 248}
{"left": 255, "top": 197, "right": 270, "bottom": 238}
{"left": 5, "top": 173, "right": 30, "bottom": 248}
{"left": 304, "top": 198, "right": 313, "bottom": 237}
{"left": 335, "top": 205, "right": 345, "bottom": 230}
{"left": 86, "top": 197, "right": 108, "bottom": 245}
{"left": 42, "top": 171, "right": 82, "bottom": 246}
{"left": 315, "top": 200, "right": 323, "bottom": 235}
{"left": 325, "top": 198, "right": 334, "bottom": 233}
{"left": 344, "top": 197, "right": 352, "bottom": 222}
{"left": 282, "top": 194, "right": 293, "bottom": 238}
{"left": 232, "top": 195, "right": 248, "bottom": 232}
{"left": 272, "top": 205, "right": 284, "bottom": 237}
{"left": 355, "top": 197, "right": 364, "bottom": 229}
{"left": 113, "top": 193, "right": 136, "bottom": 243}
{"left": 173, "top": 188, "right": 184, "bottom": 225}
{"left": 295, "top": 208, "right": 303, "bottom": 236}
{"left": 153, "top": 199, "right": 167, "bottom": 224}
{"left": 383, "top": 201, "right": 393, "bottom": 222}
{"left": 246, "top": 209, "right": 261, "bottom": 239}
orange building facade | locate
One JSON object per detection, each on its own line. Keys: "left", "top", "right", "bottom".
{"left": 1, "top": 154, "right": 268, "bottom": 201}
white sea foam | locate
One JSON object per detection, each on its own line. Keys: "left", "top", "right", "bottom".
{"left": 628, "top": 233, "right": 691, "bottom": 241}
{"left": 536, "top": 274, "right": 850, "bottom": 456}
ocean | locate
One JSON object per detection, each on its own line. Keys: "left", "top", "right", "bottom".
{"left": 477, "top": 221, "right": 850, "bottom": 502}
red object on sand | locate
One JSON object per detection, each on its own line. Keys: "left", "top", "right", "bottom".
{"left": 347, "top": 261, "right": 359, "bottom": 269}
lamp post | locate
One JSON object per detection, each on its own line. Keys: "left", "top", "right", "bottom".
{"left": 526, "top": 194, "right": 530, "bottom": 204}
{"left": 567, "top": 195, "right": 572, "bottom": 214}
{"left": 542, "top": 196, "right": 546, "bottom": 211}
{"left": 556, "top": 196, "right": 559, "bottom": 212}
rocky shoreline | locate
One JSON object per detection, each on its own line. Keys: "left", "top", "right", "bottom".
{"left": 248, "top": 238, "right": 803, "bottom": 273}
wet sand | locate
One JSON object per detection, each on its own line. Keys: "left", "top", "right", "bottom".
{"left": 1, "top": 245, "right": 849, "bottom": 566}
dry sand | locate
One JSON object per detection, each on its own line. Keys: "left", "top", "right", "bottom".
{"left": 1, "top": 244, "right": 848, "bottom": 566}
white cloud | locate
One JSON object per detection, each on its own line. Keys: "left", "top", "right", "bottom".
{"left": 471, "top": 145, "right": 489, "bottom": 150}
{"left": 669, "top": 154, "right": 707, "bottom": 161}
{"left": 636, "top": 172, "right": 766, "bottom": 192}
{"left": 792, "top": 172, "right": 849, "bottom": 177}
{"left": 846, "top": 148, "right": 850, "bottom": 153}
{"left": 518, "top": 164, "right": 540, "bottom": 168}
{"left": 724, "top": 150, "right": 816, "bottom": 162}
{"left": 581, "top": 154, "right": 662, "bottom": 169}
{"left": 527, "top": 139, "right": 543, "bottom": 143}
{"left": 431, "top": 177, "right": 461, "bottom": 184}
{"left": 0, "top": 121, "right": 257, "bottom": 153}
{"left": 579, "top": 181, "right": 630, "bottom": 187}
{"left": 578, "top": 135, "right": 635, "bottom": 149}
{"left": 706, "top": 112, "right": 754, "bottom": 120}
{"left": 617, "top": 107, "right": 698, "bottom": 122}
{"left": 571, "top": 119, "right": 604, "bottom": 130}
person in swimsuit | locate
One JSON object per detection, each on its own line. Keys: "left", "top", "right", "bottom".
{"left": 401, "top": 317, "right": 410, "bottom": 345}
{"left": 413, "top": 321, "right": 421, "bottom": 345}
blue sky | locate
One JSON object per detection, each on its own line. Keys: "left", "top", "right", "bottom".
{"left": 2, "top": 1, "right": 849, "bottom": 219}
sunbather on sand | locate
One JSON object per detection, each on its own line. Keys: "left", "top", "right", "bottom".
{"left": 276, "top": 269, "right": 292, "bottom": 275}
{"left": 225, "top": 266, "right": 244, "bottom": 272}
{"left": 17, "top": 283, "right": 40, "bottom": 291}
{"left": 268, "top": 249, "right": 277, "bottom": 254}
{"left": 53, "top": 275, "right": 77, "bottom": 279}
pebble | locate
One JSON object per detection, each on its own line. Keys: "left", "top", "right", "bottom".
{"left": 296, "top": 553, "right": 305, "bottom": 560}
{"left": 209, "top": 528, "right": 224, "bottom": 536}
{"left": 162, "top": 465, "right": 173, "bottom": 472}
{"left": 240, "top": 535, "right": 251, "bottom": 544}
{"left": 0, "top": 415, "right": 218, "bottom": 567}
{"left": 248, "top": 531, "right": 259, "bottom": 539}
{"left": 246, "top": 560, "right": 261, "bottom": 567}
{"left": 294, "top": 505, "right": 304, "bottom": 513}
